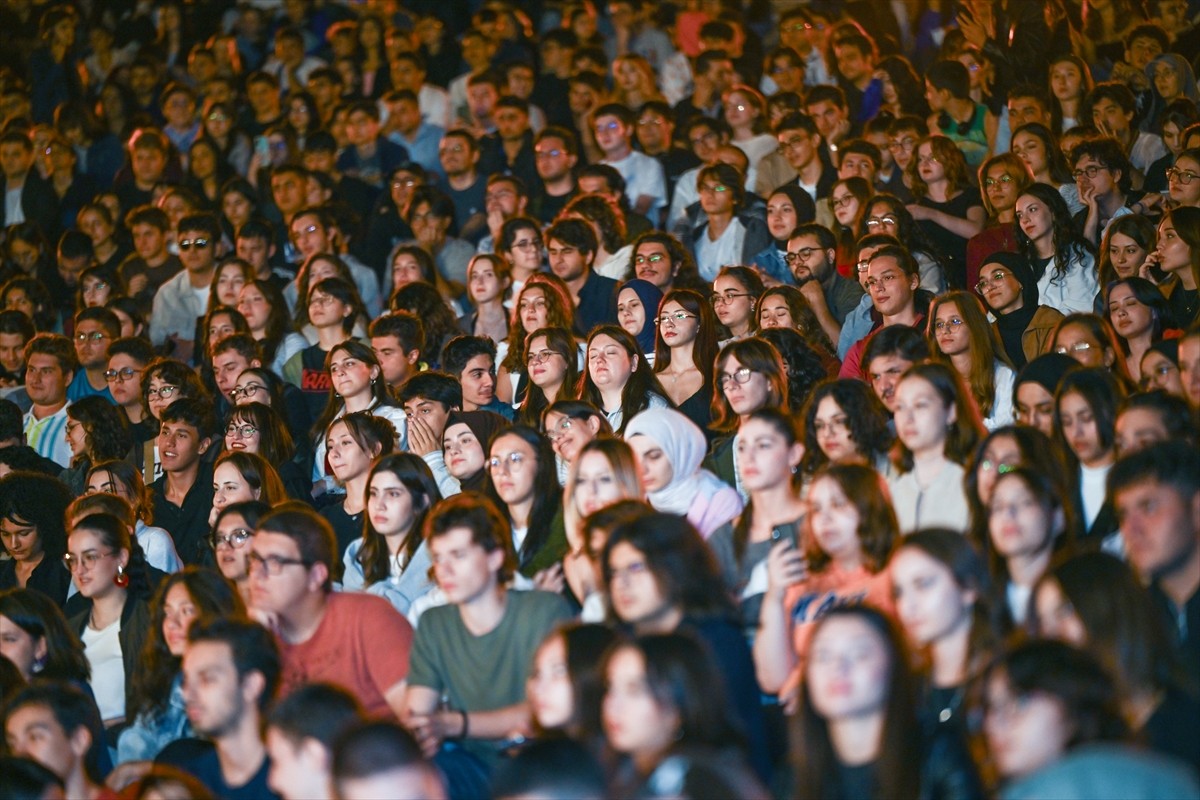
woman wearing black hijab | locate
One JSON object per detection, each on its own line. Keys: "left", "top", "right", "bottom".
{"left": 975, "top": 251, "right": 1065, "bottom": 369}
{"left": 441, "top": 410, "right": 511, "bottom": 494}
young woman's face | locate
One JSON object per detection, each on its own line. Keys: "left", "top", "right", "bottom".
{"left": 81, "top": 274, "right": 112, "bottom": 308}
{"left": 812, "top": 395, "right": 860, "bottom": 464}
{"left": 933, "top": 302, "right": 969, "bottom": 359}
{"left": 528, "top": 634, "right": 574, "bottom": 731}
{"left": 984, "top": 671, "right": 1073, "bottom": 779}
{"left": 307, "top": 289, "right": 350, "bottom": 329}
{"left": 518, "top": 287, "right": 550, "bottom": 333}
{"left": 66, "top": 528, "right": 124, "bottom": 599}
{"left": 977, "top": 263, "right": 1023, "bottom": 314}
{"left": 489, "top": 433, "right": 538, "bottom": 508}
{"left": 222, "top": 191, "right": 253, "bottom": 228}
{"left": 607, "top": 541, "right": 670, "bottom": 627}
{"left": 711, "top": 274, "right": 755, "bottom": 330}
{"left": 329, "top": 349, "right": 377, "bottom": 401}
{"left": 161, "top": 582, "right": 201, "bottom": 657}
{"left": 988, "top": 476, "right": 1055, "bottom": 560}
{"left": 77, "top": 209, "right": 113, "bottom": 246}
{"left": 1010, "top": 131, "right": 1048, "bottom": 175}
{"left": 1057, "top": 390, "right": 1108, "bottom": 466}
{"left": 757, "top": 293, "right": 795, "bottom": 330}
{"left": 602, "top": 646, "right": 679, "bottom": 761}
{"left": 890, "top": 546, "right": 973, "bottom": 648}
{"left": 443, "top": 422, "right": 485, "bottom": 479}
{"left": 1107, "top": 283, "right": 1154, "bottom": 340}
{"left": 215, "top": 265, "right": 246, "bottom": 307}
{"left": 807, "top": 475, "right": 863, "bottom": 563}
{"left": 367, "top": 470, "right": 417, "bottom": 537}
{"left": 211, "top": 511, "right": 253, "bottom": 582}
{"left": 213, "top": 461, "right": 257, "bottom": 514}
{"left": 326, "top": 421, "right": 373, "bottom": 483}
{"left": 1033, "top": 577, "right": 1088, "bottom": 646}
{"left": 391, "top": 252, "right": 425, "bottom": 291}
{"left": 974, "top": 434, "right": 1021, "bottom": 508}
{"left": 806, "top": 616, "right": 892, "bottom": 722}
{"left": 656, "top": 300, "right": 698, "bottom": 348}
{"left": 736, "top": 417, "right": 800, "bottom": 493}
{"left": 206, "top": 313, "right": 237, "bottom": 348}
{"left": 1156, "top": 218, "right": 1194, "bottom": 273}
{"left": 468, "top": 258, "right": 505, "bottom": 304}
{"left": 830, "top": 184, "right": 861, "bottom": 227}
{"left": 506, "top": 226, "right": 544, "bottom": 273}
{"left": 587, "top": 334, "right": 635, "bottom": 392}
{"left": 627, "top": 434, "right": 672, "bottom": 493}
{"left": 65, "top": 418, "right": 88, "bottom": 459}
{"left": 766, "top": 192, "right": 801, "bottom": 241}
{"left": 1153, "top": 61, "right": 1182, "bottom": 101}
{"left": 146, "top": 375, "right": 181, "bottom": 421}
{"left": 916, "top": 142, "right": 944, "bottom": 183}
{"left": 236, "top": 284, "right": 270, "bottom": 331}
{"left": 573, "top": 450, "right": 630, "bottom": 517}
{"left": 719, "top": 354, "right": 772, "bottom": 417}
{"left": 893, "top": 376, "right": 952, "bottom": 458}
{"left": 526, "top": 335, "right": 567, "bottom": 389}
{"left": 546, "top": 412, "right": 597, "bottom": 464}
{"left": 616, "top": 288, "right": 648, "bottom": 341}
{"left": 984, "top": 165, "right": 1021, "bottom": 213}
{"left": 1053, "top": 323, "right": 1108, "bottom": 369}
{"left": 1050, "top": 61, "right": 1082, "bottom": 101}
{"left": 1166, "top": 155, "right": 1200, "bottom": 206}
{"left": 1106, "top": 232, "right": 1148, "bottom": 280}
{"left": 1140, "top": 350, "right": 1184, "bottom": 395}
{"left": 1014, "top": 194, "right": 1053, "bottom": 243}
{"left": 190, "top": 144, "right": 217, "bottom": 179}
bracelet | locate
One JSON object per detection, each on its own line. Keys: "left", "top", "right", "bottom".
{"left": 459, "top": 709, "right": 469, "bottom": 740}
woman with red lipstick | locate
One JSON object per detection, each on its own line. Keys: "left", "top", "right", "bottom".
{"left": 66, "top": 512, "right": 153, "bottom": 734}
{"left": 308, "top": 340, "right": 406, "bottom": 498}
{"left": 793, "top": 606, "right": 982, "bottom": 799}
{"left": 926, "top": 290, "right": 1016, "bottom": 429}
{"left": 986, "top": 467, "right": 1074, "bottom": 627}
{"left": 208, "top": 452, "right": 286, "bottom": 527}
{"left": 321, "top": 412, "right": 397, "bottom": 556}
{"left": 517, "top": 326, "right": 579, "bottom": 428}
{"left": 221, "top": 402, "right": 309, "bottom": 501}
{"left": 1053, "top": 368, "right": 1126, "bottom": 544}
{"left": 207, "top": 501, "right": 267, "bottom": 607}
{"left": 653, "top": 289, "right": 718, "bottom": 432}
{"left": 711, "top": 266, "right": 763, "bottom": 344}
{"left": 117, "top": 567, "right": 244, "bottom": 763}
{"left": 1104, "top": 278, "right": 1173, "bottom": 384}
{"left": 342, "top": 454, "right": 440, "bottom": 615}
{"left": 800, "top": 378, "right": 893, "bottom": 479}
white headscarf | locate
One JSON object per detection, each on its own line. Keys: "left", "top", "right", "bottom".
{"left": 625, "top": 407, "right": 729, "bottom": 515}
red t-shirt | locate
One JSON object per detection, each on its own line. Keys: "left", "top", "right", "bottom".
{"left": 277, "top": 592, "right": 413, "bottom": 718}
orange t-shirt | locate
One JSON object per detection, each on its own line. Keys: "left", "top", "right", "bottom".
{"left": 277, "top": 592, "right": 413, "bottom": 719}
{"left": 783, "top": 564, "right": 895, "bottom": 660}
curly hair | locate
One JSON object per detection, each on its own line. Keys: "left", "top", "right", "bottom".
{"left": 1015, "top": 182, "right": 1096, "bottom": 285}
{"left": 562, "top": 193, "right": 626, "bottom": 254}
{"left": 627, "top": 231, "right": 708, "bottom": 294}
{"left": 857, "top": 195, "right": 946, "bottom": 266}
{"left": 758, "top": 285, "right": 836, "bottom": 356}
{"left": 500, "top": 273, "right": 576, "bottom": 374}
{"left": 67, "top": 395, "right": 133, "bottom": 468}
{"left": 800, "top": 378, "right": 893, "bottom": 476}
{"left": 756, "top": 327, "right": 829, "bottom": 414}
{"left": 517, "top": 326, "right": 580, "bottom": 427}
{"left": 907, "top": 135, "right": 971, "bottom": 198}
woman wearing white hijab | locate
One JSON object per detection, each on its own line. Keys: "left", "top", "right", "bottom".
{"left": 625, "top": 407, "right": 744, "bottom": 538}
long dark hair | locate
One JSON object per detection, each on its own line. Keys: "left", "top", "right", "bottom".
{"left": 311, "top": 339, "right": 392, "bottom": 443}
{"left": 357, "top": 454, "right": 441, "bottom": 586}
{"left": 1010, "top": 123, "right": 1074, "bottom": 184}
{"left": 241, "top": 278, "right": 295, "bottom": 366}
{"left": 225, "top": 402, "right": 296, "bottom": 463}
{"left": 653, "top": 288, "right": 718, "bottom": 386}
{"left": 66, "top": 395, "right": 132, "bottom": 468}
{"left": 732, "top": 408, "right": 801, "bottom": 565}
{"left": 0, "top": 588, "right": 89, "bottom": 682}
{"left": 517, "top": 326, "right": 580, "bottom": 427}
{"left": 892, "top": 362, "right": 985, "bottom": 473}
{"left": 793, "top": 606, "right": 922, "bottom": 800}
{"left": 579, "top": 325, "right": 669, "bottom": 436}
{"left": 711, "top": 337, "right": 788, "bottom": 434}
{"left": 800, "top": 378, "right": 893, "bottom": 476}
{"left": 130, "top": 567, "right": 244, "bottom": 720}
{"left": 1015, "top": 182, "right": 1095, "bottom": 283}
{"left": 534, "top": 623, "right": 618, "bottom": 741}
{"left": 69, "top": 513, "right": 152, "bottom": 603}
{"left": 486, "top": 425, "right": 563, "bottom": 573}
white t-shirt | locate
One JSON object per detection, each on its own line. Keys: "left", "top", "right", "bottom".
{"left": 1080, "top": 463, "right": 1110, "bottom": 532}
{"left": 5, "top": 186, "right": 24, "bottom": 224}
{"left": 695, "top": 217, "right": 746, "bottom": 282}
{"left": 604, "top": 150, "right": 668, "bottom": 213}
{"left": 82, "top": 618, "right": 125, "bottom": 723}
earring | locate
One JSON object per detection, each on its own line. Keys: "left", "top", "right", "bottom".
{"left": 31, "top": 655, "right": 45, "bottom": 674}
{"left": 113, "top": 564, "right": 129, "bottom": 588}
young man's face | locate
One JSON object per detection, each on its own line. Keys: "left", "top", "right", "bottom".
{"left": 290, "top": 213, "right": 330, "bottom": 261}
{"left": 635, "top": 110, "right": 671, "bottom": 153}
{"left": 0, "top": 142, "right": 32, "bottom": 179}
{"left": 213, "top": 351, "right": 254, "bottom": 402}
{"left": 387, "top": 98, "right": 422, "bottom": 135}
{"left": 158, "top": 420, "right": 212, "bottom": 474}
{"left": 235, "top": 236, "right": 272, "bottom": 273}
{"left": 786, "top": 233, "right": 833, "bottom": 284}
{"left": 246, "top": 79, "right": 280, "bottom": 116}
{"left": 181, "top": 640, "right": 255, "bottom": 739}
{"left": 178, "top": 229, "right": 216, "bottom": 273}
{"left": 389, "top": 59, "right": 424, "bottom": 91}
{"left": 403, "top": 395, "right": 453, "bottom": 439}
{"left": 806, "top": 100, "right": 846, "bottom": 143}
{"left": 1091, "top": 97, "right": 1133, "bottom": 138}
{"left": 1117, "top": 479, "right": 1200, "bottom": 583}
{"left": 1007, "top": 96, "right": 1051, "bottom": 130}
{"left": 494, "top": 105, "right": 529, "bottom": 142}
{"left": 131, "top": 223, "right": 167, "bottom": 260}
{"left": 373, "top": 335, "right": 418, "bottom": 386}
{"left": 271, "top": 172, "right": 307, "bottom": 216}
{"left": 1126, "top": 35, "right": 1164, "bottom": 70}
{"left": 866, "top": 353, "right": 913, "bottom": 413}
{"left": 247, "top": 530, "right": 319, "bottom": 616}
{"left": 345, "top": 110, "right": 379, "bottom": 148}
{"left": 703, "top": 59, "right": 735, "bottom": 96}
{"left": 25, "top": 353, "right": 70, "bottom": 407}
{"left": 924, "top": 80, "right": 948, "bottom": 112}
{"left": 5, "top": 702, "right": 87, "bottom": 782}
{"left": 833, "top": 43, "right": 870, "bottom": 83}
{"left": 73, "top": 320, "right": 112, "bottom": 370}
{"left": 458, "top": 354, "right": 496, "bottom": 409}
{"left": 438, "top": 136, "right": 477, "bottom": 178}
{"left": 547, "top": 238, "right": 591, "bottom": 283}
{"left": 593, "top": 114, "right": 630, "bottom": 157}
{"left": 838, "top": 152, "right": 876, "bottom": 182}
{"left": 132, "top": 147, "right": 167, "bottom": 185}
{"left": 429, "top": 526, "right": 502, "bottom": 604}
{"left": 777, "top": 127, "right": 818, "bottom": 171}
{"left": 1074, "top": 154, "right": 1119, "bottom": 198}
{"left": 266, "top": 727, "right": 328, "bottom": 800}
{"left": 467, "top": 83, "right": 499, "bottom": 122}
{"left": 534, "top": 137, "right": 576, "bottom": 182}
{"left": 0, "top": 332, "right": 26, "bottom": 374}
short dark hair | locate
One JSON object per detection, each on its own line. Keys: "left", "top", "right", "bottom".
{"left": 236, "top": 217, "right": 274, "bottom": 243}
{"left": 267, "top": 683, "right": 364, "bottom": 750}
{"left": 839, "top": 138, "right": 881, "bottom": 169}
{"left": 544, "top": 218, "right": 598, "bottom": 257}
{"left": 0, "top": 398, "right": 22, "bottom": 441}
{"left": 125, "top": 204, "right": 170, "bottom": 231}
{"left": 775, "top": 111, "right": 819, "bottom": 137}
{"left": 74, "top": 307, "right": 120, "bottom": 339}
{"left": 491, "top": 739, "right": 607, "bottom": 800}
{"left": 927, "top": 60, "right": 970, "bottom": 100}
{"left": 58, "top": 230, "right": 93, "bottom": 262}
{"left": 398, "top": 371, "right": 462, "bottom": 409}
{"left": 106, "top": 336, "right": 155, "bottom": 365}
{"left": 1108, "top": 439, "right": 1200, "bottom": 505}
{"left": 255, "top": 502, "right": 337, "bottom": 590}
{"left": 187, "top": 616, "right": 281, "bottom": 712}
{"left": 790, "top": 222, "right": 836, "bottom": 252}
{"left": 369, "top": 312, "right": 425, "bottom": 356}
{"left": 592, "top": 102, "right": 634, "bottom": 128}
{"left": 423, "top": 492, "right": 515, "bottom": 584}
{"left": 868, "top": 244, "right": 920, "bottom": 277}
{"left": 211, "top": 333, "right": 262, "bottom": 364}
{"left": 1089, "top": 81, "right": 1137, "bottom": 115}
{"left": 3, "top": 682, "right": 106, "bottom": 782}
{"left": 177, "top": 212, "right": 221, "bottom": 242}
{"left": 534, "top": 125, "right": 578, "bottom": 156}
{"left": 1070, "top": 137, "right": 1133, "bottom": 193}
{"left": 332, "top": 721, "right": 433, "bottom": 790}
{"left": 805, "top": 84, "right": 848, "bottom": 111}
{"left": 863, "top": 324, "right": 930, "bottom": 367}
{"left": 0, "top": 309, "right": 34, "bottom": 341}
{"left": 159, "top": 397, "right": 219, "bottom": 440}
{"left": 1126, "top": 23, "right": 1169, "bottom": 51}
{"left": 440, "top": 335, "right": 496, "bottom": 379}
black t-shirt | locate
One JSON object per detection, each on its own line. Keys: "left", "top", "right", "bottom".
{"left": 319, "top": 501, "right": 364, "bottom": 558}
{"left": 157, "top": 738, "right": 280, "bottom": 800}
{"left": 917, "top": 192, "right": 983, "bottom": 289}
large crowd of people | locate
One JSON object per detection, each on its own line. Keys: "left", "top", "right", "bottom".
{"left": 0, "top": 0, "right": 1199, "bottom": 798}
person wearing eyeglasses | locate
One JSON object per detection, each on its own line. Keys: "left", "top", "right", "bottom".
{"left": 1067, "top": 137, "right": 1138, "bottom": 249}
{"left": 965, "top": 153, "right": 1032, "bottom": 294}
{"left": 1163, "top": 148, "right": 1200, "bottom": 209}
{"left": 150, "top": 214, "right": 222, "bottom": 366}
{"left": 973, "top": 252, "right": 1063, "bottom": 371}
{"left": 64, "top": 511, "right": 153, "bottom": 734}
{"left": 774, "top": 112, "right": 837, "bottom": 205}
{"left": 65, "top": 307, "right": 119, "bottom": 403}
{"left": 927, "top": 291, "right": 1016, "bottom": 430}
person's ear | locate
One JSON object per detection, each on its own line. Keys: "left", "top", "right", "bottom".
{"left": 242, "top": 669, "right": 266, "bottom": 709}
{"left": 585, "top": 416, "right": 601, "bottom": 435}
{"left": 630, "top": 353, "right": 639, "bottom": 372}
{"left": 307, "top": 561, "right": 330, "bottom": 594}
{"left": 250, "top": 359, "right": 262, "bottom": 369}
{"left": 68, "top": 723, "right": 92, "bottom": 762}
{"left": 198, "top": 436, "right": 214, "bottom": 455}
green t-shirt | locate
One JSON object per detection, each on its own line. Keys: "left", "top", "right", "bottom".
{"left": 407, "top": 589, "right": 573, "bottom": 763}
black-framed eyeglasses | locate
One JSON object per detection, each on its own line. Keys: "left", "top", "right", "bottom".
{"left": 226, "top": 423, "right": 258, "bottom": 438}
{"left": 230, "top": 383, "right": 265, "bottom": 401}
{"left": 784, "top": 248, "right": 819, "bottom": 263}
{"left": 147, "top": 385, "right": 180, "bottom": 400}
{"left": 718, "top": 367, "right": 756, "bottom": 388}
{"left": 1072, "top": 165, "right": 1107, "bottom": 180}
{"left": 247, "top": 551, "right": 311, "bottom": 576}
{"left": 1166, "top": 167, "right": 1198, "bottom": 185}
{"left": 210, "top": 528, "right": 253, "bottom": 550}
{"left": 104, "top": 367, "right": 142, "bottom": 383}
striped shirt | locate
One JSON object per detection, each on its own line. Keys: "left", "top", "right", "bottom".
{"left": 24, "top": 403, "right": 72, "bottom": 468}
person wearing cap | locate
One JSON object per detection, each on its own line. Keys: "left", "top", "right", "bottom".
{"left": 1011, "top": 352, "right": 1081, "bottom": 437}
{"left": 975, "top": 251, "right": 1064, "bottom": 370}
